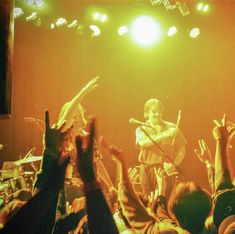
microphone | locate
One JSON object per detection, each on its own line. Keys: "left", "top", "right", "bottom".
{"left": 129, "top": 118, "right": 153, "bottom": 128}
{"left": 24, "top": 117, "right": 44, "bottom": 124}
{"left": 24, "top": 117, "right": 36, "bottom": 123}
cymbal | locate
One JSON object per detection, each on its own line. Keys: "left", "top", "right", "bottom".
{"left": 0, "top": 169, "right": 15, "bottom": 179}
{"left": 15, "top": 156, "right": 42, "bottom": 165}
{"left": 23, "top": 171, "right": 34, "bottom": 176}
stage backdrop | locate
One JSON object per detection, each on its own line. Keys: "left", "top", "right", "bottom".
{"left": 0, "top": 1, "right": 235, "bottom": 190}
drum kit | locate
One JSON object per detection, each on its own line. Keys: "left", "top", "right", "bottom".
{"left": 0, "top": 155, "right": 42, "bottom": 202}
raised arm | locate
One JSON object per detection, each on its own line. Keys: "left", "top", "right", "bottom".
{"left": 57, "top": 76, "right": 99, "bottom": 127}
{"left": 194, "top": 139, "right": 215, "bottom": 193}
{"left": 101, "top": 143, "right": 179, "bottom": 234}
{"left": 212, "top": 115, "right": 235, "bottom": 231}
{"left": 213, "top": 114, "right": 235, "bottom": 191}
{"left": 75, "top": 119, "right": 118, "bottom": 234}
{"left": 2, "top": 110, "right": 72, "bottom": 234}
{"left": 34, "top": 110, "right": 72, "bottom": 193}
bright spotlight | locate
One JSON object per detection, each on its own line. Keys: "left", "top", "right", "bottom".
{"left": 130, "top": 16, "right": 162, "bottom": 47}
{"left": 92, "top": 12, "right": 107, "bottom": 23}
{"left": 197, "top": 3, "right": 203, "bottom": 11}
{"left": 167, "top": 26, "right": 177, "bottom": 37}
{"left": 89, "top": 25, "right": 101, "bottom": 37}
{"left": 189, "top": 27, "right": 200, "bottom": 38}
{"left": 118, "top": 26, "right": 128, "bottom": 36}
{"left": 14, "top": 7, "right": 24, "bottom": 19}
{"left": 196, "top": 1, "right": 210, "bottom": 13}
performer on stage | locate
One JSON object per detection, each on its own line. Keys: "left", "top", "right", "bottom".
{"left": 57, "top": 76, "right": 116, "bottom": 200}
{"left": 135, "top": 98, "right": 187, "bottom": 195}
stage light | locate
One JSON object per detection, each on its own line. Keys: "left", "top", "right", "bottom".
{"left": 118, "top": 26, "right": 128, "bottom": 36}
{"left": 26, "top": 12, "right": 38, "bottom": 21}
{"left": 68, "top": 20, "right": 78, "bottom": 28}
{"left": 150, "top": 0, "right": 190, "bottom": 16}
{"left": 196, "top": 1, "right": 210, "bottom": 13}
{"left": 203, "top": 4, "right": 209, "bottom": 12}
{"left": 189, "top": 27, "right": 200, "bottom": 38}
{"left": 89, "top": 25, "right": 101, "bottom": 37}
{"left": 93, "top": 12, "right": 100, "bottom": 20}
{"left": 35, "top": 0, "right": 44, "bottom": 8}
{"left": 92, "top": 12, "right": 108, "bottom": 23}
{"left": 197, "top": 3, "right": 203, "bottom": 11}
{"left": 14, "top": 7, "right": 24, "bottom": 19}
{"left": 130, "top": 16, "right": 162, "bottom": 47}
{"left": 178, "top": 2, "right": 190, "bottom": 16}
{"left": 50, "top": 23, "right": 55, "bottom": 29}
{"left": 26, "top": 0, "right": 44, "bottom": 8}
{"left": 167, "top": 26, "right": 177, "bottom": 37}
{"left": 55, "top": 18, "right": 67, "bottom": 27}
{"left": 26, "top": 0, "right": 34, "bottom": 5}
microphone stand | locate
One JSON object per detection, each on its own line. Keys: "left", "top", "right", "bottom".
{"left": 24, "top": 117, "right": 44, "bottom": 132}
{"left": 139, "top": 126, "right": 186, "bottom": 181}
{"left": 35, "top": 121, "right": 44, "bottom": 132}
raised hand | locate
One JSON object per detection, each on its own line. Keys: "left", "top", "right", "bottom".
{"left": 82, "top": 76, "right": 99, "bottom": 95}
{"left": 128, "top": 167, "right": 140, "bottom": 183}
{"left": 213, "top": 114, "right": 235, "bottom": 142}
{"left": 154, "top": 167, "right": 166, "bottom": 196}
{"left": 108, "top": 145, "right": 125, "bottom": 164}
{"left": 75, "top": 118, "right": 96, "bottom": 183}
{"left": 99, "top": 136, "right": 125, "bottom": 164}
{"left": 194, "top": 139, "right": 213, "bottom": 165}
{"left": 148, "top": 189, "right": 158, "bottom": 207}
{"left": 44, "top": 110, "right": 73, "bottom": 165}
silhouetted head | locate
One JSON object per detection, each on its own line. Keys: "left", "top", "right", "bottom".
{"left": 168, "top": 181, "right": 212, "bottom": 233}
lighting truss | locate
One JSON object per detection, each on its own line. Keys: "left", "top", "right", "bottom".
{"left": 149, "top": 0, "right": 190, "bottom": 16}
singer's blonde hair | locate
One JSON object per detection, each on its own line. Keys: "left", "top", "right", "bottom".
{"left": 144, "top": 98, "right": 164, "bottom": 119}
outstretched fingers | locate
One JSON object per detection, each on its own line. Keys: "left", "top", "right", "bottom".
{"left": 58, "top": 120, "right": 67, "bottom": 132}
{"left": 45, "top": 110, "right": 50, "bottom": 132}
{"left": 199, "top": 139, "right": 204, "bottom": 152}
{"left": 87, "top": 118, "right": 95, "bottom": 154}
{"left": 213, "top": 119, "right": 220, "bottom": 127}
{"left": 222, "top": 114, "right": 227, "bottom": 127}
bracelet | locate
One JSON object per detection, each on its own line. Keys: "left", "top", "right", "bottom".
{"left": 83, "top": 181, "right": 100, "bottom": 194}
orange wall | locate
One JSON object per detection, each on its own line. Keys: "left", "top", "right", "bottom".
{"left": 0, "top": 2, "right": 235, "bottom": 190}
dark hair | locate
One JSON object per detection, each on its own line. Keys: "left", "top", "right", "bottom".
{"left": 168, "top": 182, "right": 212, "bottom": 233}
